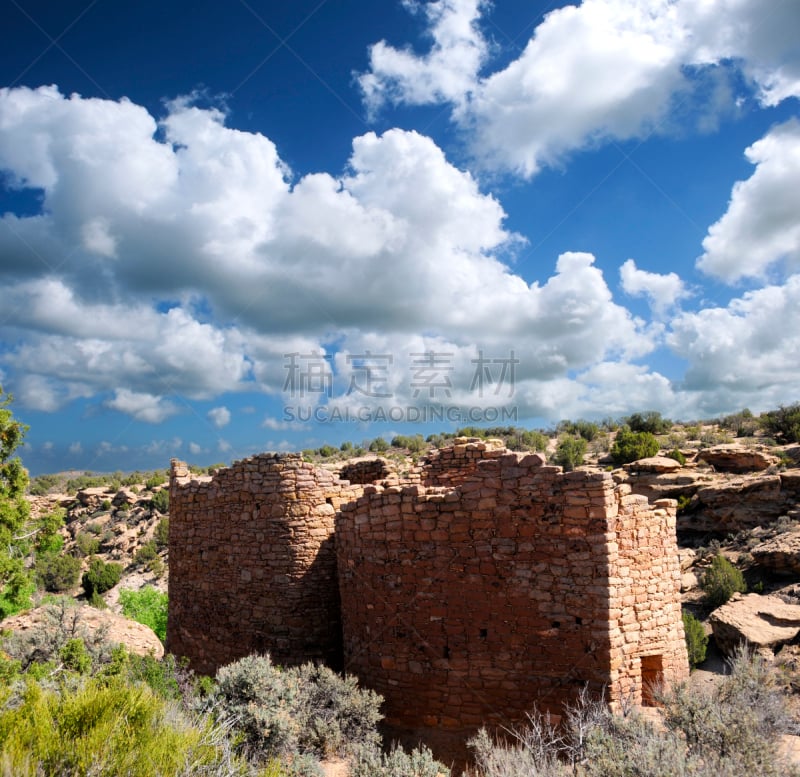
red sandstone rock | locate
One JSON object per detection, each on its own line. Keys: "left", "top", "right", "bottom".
{"left": 697, "top": 444, "right": 778, "bottom": 473}
{"left": 709, "top": 593, "right": 800, "bottom": 655}
{"left": 2, "top": 604, "right": 163, "bottom": 659}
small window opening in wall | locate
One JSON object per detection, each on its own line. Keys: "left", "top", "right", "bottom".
{"left": 443, "top": 645, "right": 451, "bottom": 659}
{"left": 479, "top": 628, "right": 488, "bottom": 639}
{"left": 551, "top": 621, "right": 561, "bottom": 629}
{"left": 641, "top": 654, "right": 664, "bottom": 707}
{"left": 326, "top": 497, "right": 334, "bottom": 505}
{"left": 575, "top": 617, "right": 583, "bottom": 625}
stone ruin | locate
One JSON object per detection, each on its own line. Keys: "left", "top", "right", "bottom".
{"left": 168, "top": 439, "right": 688, "bottom": 759}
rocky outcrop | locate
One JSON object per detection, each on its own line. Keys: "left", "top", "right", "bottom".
{"left": 709, "top": 593, "right": 800, "bottom": 655}
{"left": 679, "top": 470, "right": 800, "bottom": 534}
{"left": 752, "top": 529, "right": 800, "bottom": 577}
{"left": 615, "top": 468, "right": 709, "bottom": 502}
{"left": 1, "top": 604, "right": 164, "bottom": 658}
{"left": 697, "top": 444, "right": 778, "bottom": 473}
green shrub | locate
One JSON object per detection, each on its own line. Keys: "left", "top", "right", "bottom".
{"left": 350, "top": 743, "right": 450, "bottom": 777}
{"left": 760, "top": 403, "right": 800, "bottom": 443}
{"left": 558, "top": 419, "right": 600, "bottom": 441}
{"left": 81, "top": 558, "right": 122, "bottom": 598}
{"left": 35, "top": 553, "right": 81, "bottom": 593}
{"left": 28, "top": 474, "right": 62, "bottom": 496}
{"left": 682, "top": 610, "right": 708, "bottom": 668}
{"left": 702, "top": 554, "right": 746, "bottom": 609}
{"left": 213, "top": 654, "right": 383, "bottom": 762}
{"left": 34, "top": 509, "right": 66, "bottom": 555}
{"left": 553, "top": 436, "right": 587, "bottom": 471}
{"left": 666, "top": 448, "right": 686, "bottom": 465}
{"left": 214, "top": 653, "right": 302, "bottom": 758}
{"left": 719, "top": 408, "right": 759, "bottom": 438}
{"left": 509, "top": 429, "right": 549, "bottom": 452}
{"left": 75, "top": 532, "right": 100, "bottom": 557}
{"left": 293, "top": 663, "right": 382, "bottom": 758}
{"left": 623, "top": 411, "right": 672, "bottom": 434}
{"left": 145, "top": 471, "right": 167, "bottom": 491}
{"left": 368, "top": 437, "right": 389, "bottom": 453}
{"left": 154, "top": 517, "right": 169, "bottom": 548}
{"left": 0, "top": 676, "right": 254, "bottom": 777}
{"left": 59, "top": 637, "right": 92, "bottom": 675}
{"left": 134, "top": 541, "right": 158, "bottom": 566}
{"left": 119, "top": 587, "right": 168, "bottom": 643}
{"left": 390, "top": 434, "right": 426, "bottom": 453}
{"left": 610, "top": 428, "right": 660, "bottom": 465}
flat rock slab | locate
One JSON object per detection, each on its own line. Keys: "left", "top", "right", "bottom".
{"left": 624, "top": 456, "right": 683, "bottom": 473}
{"left": 709, "top": 593, "right": 800, "bottom": 655}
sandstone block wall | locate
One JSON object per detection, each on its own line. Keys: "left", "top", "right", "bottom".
{"left": 167, "top": 455, "right": 361, "bottom": 674}
{"left": 168, "top": 439, "right": 688, "bottom": 759}
{"left": 336, "top": 442, "right": 688, "bottom": 756}
{"left": 607, "top": 490, "right": 688, "bottom": 706}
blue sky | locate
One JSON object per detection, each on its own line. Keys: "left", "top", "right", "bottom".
{"left": 1, "top": 0, "right": 799, "bottom": 474}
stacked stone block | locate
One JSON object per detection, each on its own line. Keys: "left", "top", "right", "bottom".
{"left": 167, "top": 455, "right": 362, "bottom": 674}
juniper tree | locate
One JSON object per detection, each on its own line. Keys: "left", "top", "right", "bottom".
{"left": 0, "top": 387, "right": 31, "bottom": 616}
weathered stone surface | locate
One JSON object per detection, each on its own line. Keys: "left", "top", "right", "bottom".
{"left": 680, "top": 471, "right": 800, "bottom": 534}
{"left": 697, "top": 444, "right": 778, "bottom": 473}
{"left": 338, "top": 458, "right": 391, "bottom": 485}
{"left": 2, "top": 604, "right": 164, "bottom": 659}
{"left": 112, "top": 487, "right": 138, "bottom": 507}
{"left": 624, "top": 456, "right": 683, "bottom": 473}
{"left": 168, "top": 453, "right": 362, "bottom": 674}
{"left": 710, "top": 594, "right": 800, "bottom": 655}
{"left": 678, "top": 548, "right": 697, "bottom": 571}
{"left": 752, "top": 529, "right": 800, "bottom": 576}
{"left": 681, "top": 570, "right": 702, "bottom": 592}
{"left": 336, "top": 444, "right": 688, "bottom": 760}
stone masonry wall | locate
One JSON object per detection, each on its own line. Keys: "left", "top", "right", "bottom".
{"left": 609, "top": 489, "right": 688, "bottom": 706}
{"left": 335, "top": 441, "right": 688, "bottom": 758}
{"left": 168, "top": 439, "right": 688, "bottom": 760}
{"left": 167, "top": 455, "right": 362, "bottom": 675}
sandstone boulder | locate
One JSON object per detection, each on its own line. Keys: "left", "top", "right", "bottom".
{"left": 752, "top": 529, "right": 800, "bottom": 576}
{"left": 76, "top": 486, "right": 113, "bottom": 508}
{"left": 112, "top": 487, "right": 138, "bottom": 507}
{"left": 1, "top": 604, "right": 164, "bottom": 659}
{"left": 697, "top": 444, "right": 778, "bottom": 473}
{"left": 709, "top": 593, "right": 800, "bottom": 655}
{"left": 624, "top": 456, "right": 683, "bottom": 473}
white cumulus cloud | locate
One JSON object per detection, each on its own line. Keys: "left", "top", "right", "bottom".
{"left": 359, "top": 0, "right": 800, "bottom": 177}
{"left": 697, "top": 119, "right": 800, "bottom": 282}
{"left": 620, "top": 258, "right": 687, "bottom": 315}
{"left": 106, "top": 389, "right": 180, "bottom": 424}
{"left": 207, "top": 406, "right": 231, "bottom": 428}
